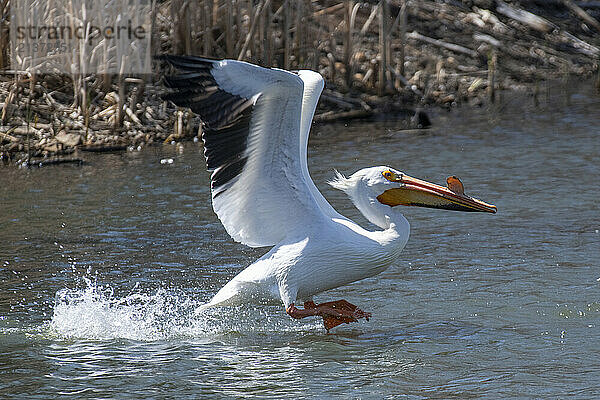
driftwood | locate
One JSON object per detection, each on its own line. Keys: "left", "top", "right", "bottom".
{"left": 408, "top": 31, "right": 479, "bottom": 58}
{"left": 560, "top": 31, "right": 600, "bottom": 57}
{"left": 313, "top": 3, "right": 345, "bottom": 17}
{"left": 561, "top": 0, "right": 600, "bottom": 31}
{"left": 495, "top": 1, "right": 599, "bottom": 57}
{"left": 496, "top": 1, "right": 556, "bottom": 33}
{"left": 313, "top": 109, "right": 373, "bottom": 123}
{"left": 0, "top": 131, "right": 18, "bottom": 142}
{"left": 321, "top": 93, "right": 358, "bottom": 110}
{"left": 473, "top": 32, "right": 502, "bottom": 48}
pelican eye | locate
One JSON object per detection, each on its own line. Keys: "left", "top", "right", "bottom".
{"left": 382, "top": 170, "right": 397, "bottom": 181}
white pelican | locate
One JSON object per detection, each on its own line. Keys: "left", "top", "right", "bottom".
{"left": 162, "top": 56, "right": 496, "bottom": 330}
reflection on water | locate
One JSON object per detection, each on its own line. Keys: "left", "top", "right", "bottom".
{"left": 1, "top": 82, "right": 599, "bottom": 398}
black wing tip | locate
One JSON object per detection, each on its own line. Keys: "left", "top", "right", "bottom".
{"left": 155, "top": 54, "right": 220, "bottom": 62}
{"left": 156, "top": 54, "right": 222, "bottom": 70}
{"left": 158, "top": 55, "right": 220, "bottom": 103}
{"left": 158, "top": 54, "right": 254, "bottom": 193}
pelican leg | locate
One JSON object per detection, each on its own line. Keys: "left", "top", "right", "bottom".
{"left": 286, "top": 300, "right": 371, "bottom": 331}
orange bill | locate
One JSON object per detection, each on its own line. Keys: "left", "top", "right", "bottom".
{"left": 377, "top": 173, "right": 497, "bottom": 213}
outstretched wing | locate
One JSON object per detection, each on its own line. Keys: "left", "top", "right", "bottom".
{"left": 162, "top": 56, "right": 329, "bottom": 247}
{"left": 296, "top": 70, "right": 342, "bottom": 219}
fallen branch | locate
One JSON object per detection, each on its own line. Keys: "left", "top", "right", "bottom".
{"left": 313, "top": 3, "right": 345, "bottom": 17}
{"left": 496, "top": 1, "right": 556, "bottom": 33}
{"left": 408, "top": 31, "right": 479, "bottom": 58}
{"left": 320, "top": 93, "right": 357, "bottom": 110}
{"left": 321, "top": 89, "right": 370, "bottom": 111}
{"left": 0, "top": 132, "right": 18, "bottom": 142}
{"left": 473, "top": 32, "right": 502, "bottom": 48}
{"left": 124, "top": 105, "right": 141, "bottom": 125}
{"left": 561, "top": 0, "right": 600, "bottom": 31}
{"left": 313, "top": 109, "right": 372, "bottom": 123}
{"left": 559, "top": 31, "right": 600, "bottom": 57}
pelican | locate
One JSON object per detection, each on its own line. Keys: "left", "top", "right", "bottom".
{"left": 161, "top": 56, "right": 496, "bottom": 330}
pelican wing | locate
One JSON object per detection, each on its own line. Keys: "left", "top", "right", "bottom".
{"left": 296, "top": 71, "right": 341, "bottom": 219}
{"left": 162, "top": 56, "right": 328, "bottom": 247}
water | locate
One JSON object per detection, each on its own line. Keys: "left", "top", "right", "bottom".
{"left": 1, "top": 84, "right": 599, "bottom": 398}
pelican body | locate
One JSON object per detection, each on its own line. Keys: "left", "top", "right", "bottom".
{"left": 162, "top": 56, "right": 496, "bottom": 330}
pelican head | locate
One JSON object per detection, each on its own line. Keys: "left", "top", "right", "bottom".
{"left": 330, "top": 166, "right": 496, "bottom": 228}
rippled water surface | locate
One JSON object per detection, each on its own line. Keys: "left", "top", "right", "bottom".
{"left": 1, "top": 85, "right": 599, "bottom": 398}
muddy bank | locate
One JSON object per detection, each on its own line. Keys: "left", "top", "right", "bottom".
{"left": 1, "top": 0, "right": 599, "bottom": 166}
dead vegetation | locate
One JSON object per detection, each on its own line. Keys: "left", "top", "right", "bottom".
{"left": 1, "top": 0, "right": 599, "bottom": 166}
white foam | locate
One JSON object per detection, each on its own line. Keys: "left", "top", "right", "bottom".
{"left": 49, "top": 278, "right": 320, "bottom": 341}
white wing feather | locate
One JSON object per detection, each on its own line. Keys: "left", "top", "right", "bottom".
{"left": 296, "top": 71, "right": 343, "bottom": 219}
{"left": 206, "top": 61, "right": 328, "bottom": 247}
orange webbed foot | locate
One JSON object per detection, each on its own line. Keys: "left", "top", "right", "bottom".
{"left": 287, "top": 300, "right": 371, "bottom": 331}
{"left": 309, "top": 299, "right": 371, "bottom": 331}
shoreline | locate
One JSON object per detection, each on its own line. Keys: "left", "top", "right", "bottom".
{"left": 2, "top": 76, "right": 600, "bottom": 168}
{"left": 0, "top": 73, "right": 597, "bottom": 168}
{"left": 1, "top": 0, "right": 599, "bottom": 166}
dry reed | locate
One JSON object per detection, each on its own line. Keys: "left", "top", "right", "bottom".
{"left": 0, "top": 0, "right": 599, "bottom": 164}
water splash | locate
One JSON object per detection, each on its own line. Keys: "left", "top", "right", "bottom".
{"left": 49, "top": 278, "right": 319, "bottom": 341}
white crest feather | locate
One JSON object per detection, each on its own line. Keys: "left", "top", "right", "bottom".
{"left": 328, "top": 170, "right": 353, "bottom": 192}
